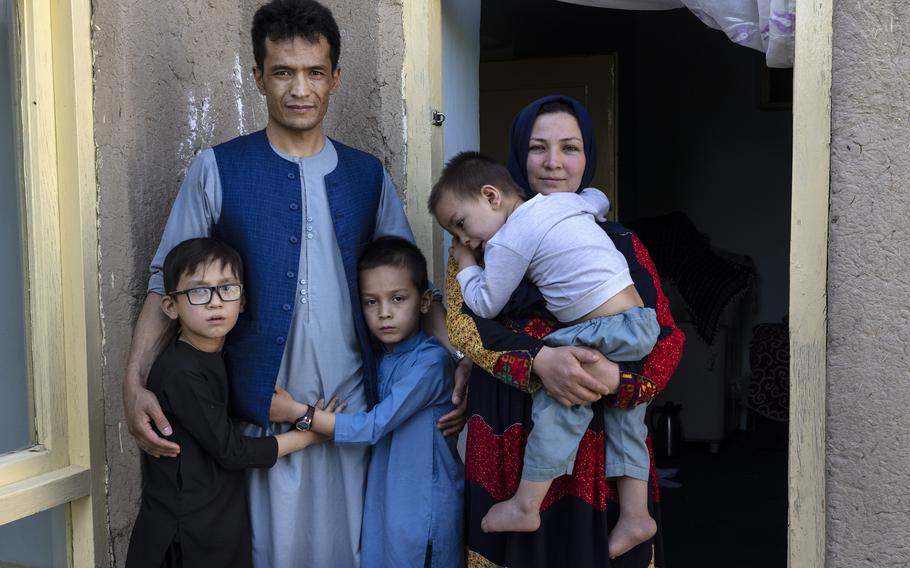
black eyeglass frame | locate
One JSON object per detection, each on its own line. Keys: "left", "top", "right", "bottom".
{"left": 167, "top": 283, "right": 244, "bottom": 305}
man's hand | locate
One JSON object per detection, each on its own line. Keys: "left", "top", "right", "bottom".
{"left": 123, "top": 293, "right": 180, "bottom": 457}
{"left": 124, "top": 385, "right": 180, "bottom": 458}
{"left": 270, "top": 385, "right": 307, "bottom": 424}
{"left": 532, "top": 345, "right": 618, "bottom": 407}
{"left": 438, "top": 358, "right": 471, "bottom": 437}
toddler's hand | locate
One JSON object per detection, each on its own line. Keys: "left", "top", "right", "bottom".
{"left": 450, "top": 240, "right": 478, "bottom": 269}
{"left": 270, "top": 385, "right": 304, "bottom": 424}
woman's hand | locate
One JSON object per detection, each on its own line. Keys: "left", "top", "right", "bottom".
{"left": 532, "top": 345, "right": 619, "bottom": 406}
{"left": 438, "top": 358, "right": 471, "bottom": 437}
{"left": 270, "top": 385, "right": 307, "bottom": 424}
{"left": 579, "top": 353, "right": 620, "bottom": 394}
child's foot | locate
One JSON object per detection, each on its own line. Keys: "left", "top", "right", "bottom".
{"left": 607, "top": 514, "right": 657, "bottom": 558}
{"left": 480, "top": 497, "right": 542, "bottom": 533}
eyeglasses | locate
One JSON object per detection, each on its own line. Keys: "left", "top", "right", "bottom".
{"left": 168, "top": 284, "right": 243, "bottom": 305}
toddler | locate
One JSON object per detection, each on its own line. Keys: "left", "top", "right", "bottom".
{"left": 429, "top": 152, "right": 660, "bottom": 558}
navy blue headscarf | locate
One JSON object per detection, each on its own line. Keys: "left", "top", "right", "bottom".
{"left": 506, "top": 95, "right": 598, "bottom": 197}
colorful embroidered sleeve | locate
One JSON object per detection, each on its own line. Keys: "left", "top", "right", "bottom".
{"left": 604, "top": 229, "right": 686, "bottom": 409}
{"left": 445, "top": 257, "right": 542, "bottom": 393}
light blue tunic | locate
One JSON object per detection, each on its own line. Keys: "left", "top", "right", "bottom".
{"left": 148, "top": 138, "right": 416, "bottom": 568}
{"left": 334, "top": 332, "right": 464, "bottom": 568}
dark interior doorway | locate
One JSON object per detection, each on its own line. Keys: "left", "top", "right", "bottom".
{"left": 478, "top": 2, "right": 791, "bottom": 565}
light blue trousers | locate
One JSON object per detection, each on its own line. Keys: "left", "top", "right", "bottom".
{"left": 523, "top": 307, "right": 659, "bottom": 482}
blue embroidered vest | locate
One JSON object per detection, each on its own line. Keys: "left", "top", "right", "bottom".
{"left": 212, "top": 130, "right": 383, "bottom": 427}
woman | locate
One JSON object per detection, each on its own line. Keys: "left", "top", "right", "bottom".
{"left": 447, "top": 95, "right": 684, "bottom": 567}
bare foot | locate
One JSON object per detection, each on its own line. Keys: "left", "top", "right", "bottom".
{"left": 608, "top": 514, "right": 657, "bottom": 559}
{"left": 480, "top": 498, "right": 542, "bottom": 533}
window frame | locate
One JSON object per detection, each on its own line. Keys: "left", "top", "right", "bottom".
{"left": 0, "top": 0, "right": 105, "bottom": 564}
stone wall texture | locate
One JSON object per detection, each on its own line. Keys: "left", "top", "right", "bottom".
{"left": 828, "top": 1, "right": 910, "bottom": 565}
{"left": 92, "top": 0, "right": 405, "bottom": 564}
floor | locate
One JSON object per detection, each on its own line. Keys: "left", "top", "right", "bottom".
{"left": 656, "top": 419, "right": 788, "bottom": 567}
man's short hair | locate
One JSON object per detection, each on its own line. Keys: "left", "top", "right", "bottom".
{"left": 358, "top": 236, "right": 429, "bottom": 293}
{"left": 163, "top": 238, "right": 245, "bottom": 294}
{"left": 251, "top": 0, "right": 341, "bottom": 71}
{"left": 427, "top": 151, "right": 524, "bottom": 215}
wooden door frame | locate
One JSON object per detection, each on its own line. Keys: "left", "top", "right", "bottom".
{"left": 404, "top": 1, "right": 833, "bottom": 565}
{"left": 402, "top": 1, "right": 446, "bottom": 285}
{"left": 788, "top": 0, "right": 832, "bottom": 565}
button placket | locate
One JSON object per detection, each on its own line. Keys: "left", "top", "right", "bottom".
{"left": 299, "top": 165, "right": 310, "bottom": 320}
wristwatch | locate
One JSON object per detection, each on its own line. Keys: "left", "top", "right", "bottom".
{"left": 293, "top": 404, "right": 316, "bottom": 432}
{"left": 451, "top": 350, "right": 466, "bottom": 365}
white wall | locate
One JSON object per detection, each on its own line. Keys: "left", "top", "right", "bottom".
{"left": 441, "top": 0, "right": 481, "bottom": 256}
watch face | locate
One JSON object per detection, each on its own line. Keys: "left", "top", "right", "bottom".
{"left": 294, "top": 418, "right": 310, "bottom": 432}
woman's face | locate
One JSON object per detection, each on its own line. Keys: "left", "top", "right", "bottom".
{"left": 525, "top": 111, "right": 586, "bottom": 195}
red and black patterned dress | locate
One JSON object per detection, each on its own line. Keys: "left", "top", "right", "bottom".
{"left": 447, "top": 221, "right": 685, "bottom": 568}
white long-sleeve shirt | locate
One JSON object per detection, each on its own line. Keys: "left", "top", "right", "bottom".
{"left": 457, "top": 189, "right": 633, "bottom": 322}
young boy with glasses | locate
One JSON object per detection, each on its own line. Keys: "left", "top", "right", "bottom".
{"left": 126, "top": 237, "right": 341, "bottom": 568}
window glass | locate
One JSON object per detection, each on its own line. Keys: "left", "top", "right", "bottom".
{"left": 0, "top": 0, "right": 32, "bottom": 456}
{"left": 0, "top": 506, "right": 68, "bottom": 568}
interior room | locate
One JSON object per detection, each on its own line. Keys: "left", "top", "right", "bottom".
{"left": 446, "top": 0, "right": 791, "bottom": 565}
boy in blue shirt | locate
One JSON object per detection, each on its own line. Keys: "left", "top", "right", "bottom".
{"left": 271, "top": 236, "right": 464, "bottom": 568}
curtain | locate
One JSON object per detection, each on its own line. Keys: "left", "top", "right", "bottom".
{"left": 683, "top": 0, "right": 795, "bottom": 67}
{"left": 557, "top": 0, "right": 795, "bottom": 68}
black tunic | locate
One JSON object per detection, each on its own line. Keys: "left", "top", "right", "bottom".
{"left": 126, "top": 339, "right": 278, "bottom": 568}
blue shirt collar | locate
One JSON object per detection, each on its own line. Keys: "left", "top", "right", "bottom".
{"left": 384, "top": 331, "right": 426, "bottom": 356}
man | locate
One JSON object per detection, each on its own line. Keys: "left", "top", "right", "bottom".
{"left": 122, "top": 1, "right": 466, "bottom": 566}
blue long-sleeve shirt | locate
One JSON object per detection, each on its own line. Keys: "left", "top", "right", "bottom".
{"left": 334, "top": 332, "right": 464, "bottom": 568}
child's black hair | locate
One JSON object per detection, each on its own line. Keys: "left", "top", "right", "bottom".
{"left": 163, "top": 238, "right": 245, "bottom": 294}
{"left": 427, "top": 151, "right": 524, "bottom": 215}
{"left": 357, "top": 236, "right": 429, "bottom": 293}
{"left": 251, "top": 0, "right": 341, "bottom": 71}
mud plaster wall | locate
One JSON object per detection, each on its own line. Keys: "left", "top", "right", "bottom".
{"left": 828, "top": 1, "right": 910, "bottom": 565}
{"left": 92, "top": 1, "right": 406, "bottom": 564}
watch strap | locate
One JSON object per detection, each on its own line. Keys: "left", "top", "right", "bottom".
{"left": 294, "top": 403, "right": 316, "bottom": 431}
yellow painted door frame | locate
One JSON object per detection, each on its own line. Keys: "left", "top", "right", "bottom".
{"left": 788, "top": 0, "right": 832, "bottom": 565}
{"left": 405, "top": 1, "right": 833, "bottom": 565}
{"left": 402, "top": 0, "right": 446, "bottom": 286}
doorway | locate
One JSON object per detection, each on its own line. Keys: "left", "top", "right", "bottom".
{"left": 438, "top": 0, "right": 807, "bottom": 565}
